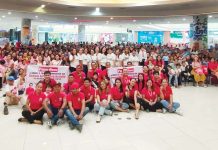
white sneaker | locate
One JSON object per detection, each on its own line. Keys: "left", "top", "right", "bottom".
{"left": 56, "top": 119, "right": 64, "bottom": 126}
{"left": 96, "top": 115, "right": 101, "bottom": 123}
{"left": 175, "top": 110, "right": 183, "bottom": 116}
{"left": 47, "top": 120, "right": 53, "bottom": 128}
{"left": 162, "top": 108, "right": 167, "bottom": 114}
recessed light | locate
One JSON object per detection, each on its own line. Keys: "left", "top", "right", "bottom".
{"left": 133, "top": 20, "right": 136, "bottom": 22}
{"left": 41, "top": 5, "right": 46, "bottom": 8}
{"left": 96, "top": 7, "right": 100, "bottom": 12}
{"left": 74, "top": 17, "right": 78, "bottom": 20}
{"left": 8, "top": 12, "right": 11, "bottom": 15}
{"left": 183, "top": 18, "right": 186, "bottom": 21}
{"left": 35, "top": 16, "right": 38, "bottom": 18}
{"left": 167, "top": 21, "right": 170, "bottom": 24}
{"left": 110, "top": 17, "right": 114, "bottom": 20}
{"left": 149, "top": 22, "right": 152, "bottom": 24}
{"left": 209, "top": 15, "right": 213, "bottom": 18}
{"left": 2, "top": 16, "right": 5, "bottom": 18}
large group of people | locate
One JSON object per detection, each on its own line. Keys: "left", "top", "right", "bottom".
{"left": 1, "top": 41, "right": 218, "bottom": 132}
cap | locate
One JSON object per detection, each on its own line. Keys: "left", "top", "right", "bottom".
{"left": 7, "top": 76, "right": 15, "bottom": 81}
{"left": 70, "top": 83, "right": 79, "bottom": 90}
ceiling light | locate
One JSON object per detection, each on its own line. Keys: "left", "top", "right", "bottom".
{"left": 2, "top": 16, "right": 5, "bottom": 18}
{"left": 149, "top": 22, "right": 152, "bottom": 24}
{"left": 106, "top": 21, "right": 109, "bottom": 24}
{"left": 183, "top": 18, "right": 186, "bottom": 21}
{"left": 96, "top": 8, "right": 100, "bottom": 12}
{"left": 133, "top": 20, "right": 136, "bottom": 22}
{"left": 41, "top": 5, "right": 46, "bottom": 8}
{"left": 35, "top": 16, "right": 38, "bottom": 18}
{"left": 74, "top": 17, "right": 78, "bottom": 20}
{"left": 91, "top": 8, "right": 102, "bottom": 16}
{"left": 8, "top": 12, "right": 11, "bottom": 15}
{"left": 209, "top": 15, "right": 213, "bottom": 18}
{"left": 110, "top": 17, "right": 114, "bottom": 20}
{"left": 167, "top": 21, "right": 170, "bottom": 24}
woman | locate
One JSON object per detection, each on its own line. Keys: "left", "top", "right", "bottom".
{"left": 208, "top": 57, "right": 218, "bottom": 79}
{"left": 137, "top": 73, "right": 145, "bottom": 94}
{"left": 69, "top": 49, "right": 79, "bottom": 72}
{"left": 106, "top": 48, "right": 116, "bottom": 67}
{"left": 51, "top": 54, "right": 62, "bottom": 66}
{"left": 124, "top": 78, "right": 138, "bottom": 109}
{"left": 191, "top": 55, "right": 206, "bottom": 87}
{"left": 160, "top": 79, "right": 182, "bottom": 115}
{"left": 136, "top": 79, "right": 163, "bottom": 117}
{"left": 83, "top": 48, "right": 91, "bottom": 76}
{"left": 18, "top": 82, "right": 45, "bottom": 124}
{"left": 94, "top": 81, "right": 112, "bottom": 123}
{"left": 110, "top": 78, "right": 129, "bottom": 112}
{"left": 121, "top": 48, "right": 130, "bottom": 67}
{"left": 99, "top": 47, "right": 107, "bottom": 70}
{"left": 114, "top": 49, "right": 123, "bottom": 67}
{"left": 155, "top": 55, "right": 164, "bottom": 71}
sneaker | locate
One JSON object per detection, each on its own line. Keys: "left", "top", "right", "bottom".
{"left": 75, "top": 124, "right": 83, "bottom": 133}
{"left": 3, "top": 106, "right": 9, "bottom": 115}
{"left": 56, "top": 119, "right": 64, "bottom": 126}
{"left": 126, "top": 109, "right": 130, "bottom": 113}
{"left": 79, "top": 119, "right": 84, "bottom": 124}
{"left": 109, "top": 110, "right": 113, "bottom": 116}
{"left": 69, "top": 122, "right": 75, "bottom": 130}
{"left": 135, "top": 112, "right": 139, "bottom": 119}
{"left": 162, "top": 108, "right": 167, "bottom": 114}
{"left": 146, "top": 109, "right": 150, "bottom": 113}
{"left": 175, "top": 110, "right": 183, "bottom": 116}
{"left": 96, "top": 115, "right": 101, "bottom": 123}
{"left": 47, "top": 120, "right": 53, "bottom": 129}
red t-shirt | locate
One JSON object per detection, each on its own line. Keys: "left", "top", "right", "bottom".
{"left": 88, "top": 69, "right": 102, "bottom": 79}
{"left": 97, "top": 89, "right": 111, "bottom": 101}
{"left": 41, "top": 79, "right": 57, "bottom": 92}
{"left": 63, "top": 82, "right": 74, "bottom": 94}
{"left": 67, "top": 92, "right": 85, "bottom": 110}
{"left": 28, "top": 91, "right": 46, "bottom": 110}
{"left": 26, "top": 87, "right": 34, "bottom": 96}
{"left": 143, "top": 73, "right": 149, "bottom": 82}
{"left": 99, "top": 69, "right": 108, "bottom": 81}
{"left": 137, "top": 81, "right": 144, "bottom": 94}
{"left": 71, "top": 71, "right": 85, "bottom": 86}
{"left": 155, "top": 60, "right": 164, "bottom": 67}
{"left": 80, "top": 85, "right": 95, "bottom": 103}
{"left": 208, "top": 61, "right": 218, "bottom": 71}
{"left": 121, "top": 75, "right": 130, "bottom": 89}
{"left": 141, "top": 88, "right": 157, "bottom": 102}
{"left": 111, "top": 87, "right": 124, "bottom": 101}
{"left": 126, "top": 85, "right": 138, "bottom": 100}
{"left": 47, "top": 92, "right": 66, "bottom": 108}
{"left": 161, "top": 86, "right": 173, "bottom": 101}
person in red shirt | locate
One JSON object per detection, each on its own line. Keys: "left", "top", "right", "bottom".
{"left": 94, "top": 80, "right": 112, "bottom": 123}
{"left": 208, "top": 57, "right": 218, "bottom": 79}
{"left": 43, "top": 83, "right": 67, "bottom": 128}
{"left": 41, "top": 71, "right": 57, "bottom": 92}
{"left": 63, "top": 74, "right": 75, "bottom": 94}
{"left": 99, "top": 62, "right": 110, "bottom": 82}
{"left": 80, "top": 78, "right": 95, "bottom": 111}
{"left": 25, "top": 83, "right": 34, "bottom": 96}
{"left": 121, "top": 68, "right": 130, "bottom": 89}
{"left": 110, "top": 78, "right": 129, "bottom": 112}
{"left": 136, "top": 79, "right": 163, "bottom": 118}
{"left": 151, "top": 71, "right": 162, "bottom": 98}
{"left": 65, "top": 83, "right": 89, "bottom": 132}
{"left": 71, "top": 65, "right": 85, "bottom": 87}
{"left": 160, "top": 79, "right": 182, "bottom": 115}
{"left": 18, "top": 82, "right": 45, "bottom": 125}
{"left": 137, "top": 73, "right": 145, "bottom": 94}
{"left": 87, "top": 62, "right": 102, "bottom": 79}
{"left": 155, "top": 55, "right": 164, "bottom": 71}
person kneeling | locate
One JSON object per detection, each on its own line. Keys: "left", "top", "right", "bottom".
{"left": 136, "top": 79, "right": 163, "bottom": 119}
{"left": 18, "top": 82, "right": 45, "bottom": 125}
{"left": 65, "top": 83, "right": 89, "bottom": 132}
{"left": 43, "top": 83, "right": 67, "bottom": 129}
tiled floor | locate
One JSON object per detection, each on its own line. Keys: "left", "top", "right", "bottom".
{"left": 0, "top": 86, "right": 218, "bottom": 150}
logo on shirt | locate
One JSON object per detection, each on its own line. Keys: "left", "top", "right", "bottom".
{"left": 39, "top": 98, "right": 42, "bottom": 102}
{"left": 59, "top": 97, "right": 62, "bottom": 101}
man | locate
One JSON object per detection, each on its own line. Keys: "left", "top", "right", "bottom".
{"left": 3, "top": 76, "right": 23, "bottom": 115}
{"left": 43, "top": 83, "right": 67, "bottom": 129}
{"left": 99, "top": 62, "right": 110, "bottom": 82}
{"left": 87, "top": 62, "right": 102, "bottom": 79}
{"left": 80, "top": 78, "right": 95, "bottom": 111}
{"left": 63, "top": 74, "right": 75, "bottom": 94}
{"left": 71, "top": 65, "right": 85, "bottom": 87}
{"left": 65, "top": 83, "right": 89, "bottom": 132}
{"left": 41, "top": 71, "right": 57, "bottom": 92}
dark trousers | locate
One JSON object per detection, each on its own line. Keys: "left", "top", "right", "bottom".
{"left": 137, "top": 98, "right": 163, "bottom": 112}
{"left": 139, "top": 59, "right": 145, "bottom": 66}
{"left": 22, "top": 109, "right": 45, "bottom": 123}
{"left": 86, "top": 102, "right": 94, "bottom": 111}
{"left": 83, "top": 65, "right": 88, "bottom": 77}
{"left": 101, "top": 65, "right": 106, "bottom": 71}
{"left": 0, "top": 77, "right": 2, "bottom": 89}
{"left": 123, "top": 96, "right": 135, "bottom": 109}
{"left": 69, "top": 67, "right": 76, "bottom": 73}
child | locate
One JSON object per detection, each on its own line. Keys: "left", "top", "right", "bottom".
{"left": 25, "top": 83, "right": 34, "bottom": 96}
{"left": 44, "top": 85, "right": 52, "bottom": 97}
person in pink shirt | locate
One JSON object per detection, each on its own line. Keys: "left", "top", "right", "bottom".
{"left": 0, "top": 59, "right": 6, "bottom": 90}
{"left": 26, "top": 83, "right": 34, "bottom": 96}
{"left": 71, "top": 65, "right": 85, "bottom": 87}
{"left": 208, "top": 57, "right": 218, "bottom": 79}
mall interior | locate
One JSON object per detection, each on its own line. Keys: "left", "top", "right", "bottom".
{"left": 0, "top": 1, "right": 218, "bottom": 150}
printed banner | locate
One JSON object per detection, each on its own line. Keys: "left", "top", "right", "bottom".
{"left": 107, "top": 66, "right": 143, "bottom": 85}
{"left": 26, "top": 65, "right": 69, "bottom": 86}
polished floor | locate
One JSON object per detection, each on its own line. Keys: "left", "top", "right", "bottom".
{"left": 0, "top": 86, "right": 218, "bottom": 150}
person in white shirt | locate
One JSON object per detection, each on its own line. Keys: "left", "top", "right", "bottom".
{"left": 99, "top": 47, "right": 107, "bottom": 70}
{"left": 95, "top": 46, "right": 102, "bottom": 68}
{"left": 114, "top": 49, "right": 123, "bottom": 67}
{"left": 121, "top": 48, "right": 130, "bottom": 67}
{"left": 69, "top": 49, "right": 79, "bottom": 72}
{"left": 51, "top": 55, "right": 62, "bottom": 66}
{"left": 83, "top": 48, "right": 91, "bottom": 76}
{"left": 90, "top": 49, "right": 97, "bottom": 64}
{"left": 106, "top": 48, "right": 116, "bottom": 67}
{"left": 138, "top": 47, "right": 147, "bottom": 66}
{"left": 129, "top": 50, "right": 140, "bottom": 66}
{"left": 77, "top": 48, "right": 84, "bottom": 66}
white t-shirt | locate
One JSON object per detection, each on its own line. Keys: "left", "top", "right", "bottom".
{"left": 114, "top": 55, "right": 124, "bottom": 67}
{"left": 100, "top": 54, "right": 107, "bottom": 66}
{"left": 107, "top": 53, "right": 116, "bottom": 67}
{"left": 69, "top": 54, "right": 79, "bottom": 68}
{"left": 5, "top": 83, "right": 18, "bottom": 95}
{"left": 129, "top": 54, "right": 140, "bottom": 66}
{"left": 51, "top": 60, "right": 62, "bottom": 66}
{"left": 138, "top": 50, "right": 147, "bottom": 61}
{"left": 83, "top": 54, "right": 91, "bottom": 65}
{"left": 121, "top": 53, "right": 130, "bottom": 66}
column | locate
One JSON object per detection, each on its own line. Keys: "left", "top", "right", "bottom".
{"left": 190, "top": 15, "right": 208, "bottom": 50}
{"left": 21, "top": 18, "right": 31, "bottom": 44}
{"left": 78, "top": 24, "right": 85, "bottom": 42}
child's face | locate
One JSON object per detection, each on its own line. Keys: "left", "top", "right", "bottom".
{"left": 46, "top": 87, "right": 52, "bottom": 93}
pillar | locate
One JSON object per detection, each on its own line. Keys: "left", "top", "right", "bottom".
{"left": 21, "top": 18, "right": 31, "bottom": 45}
{"left": 190, "top": 15, "right": 208, "bottom": 50}
{"left": 78, "top": 24, "right": 85, "bottom": 42}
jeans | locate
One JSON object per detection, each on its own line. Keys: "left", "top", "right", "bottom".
{"left": 48, "top": 105, "right": 66, "bottom": 124}
{"left": 110, "top": 100, "right": 129, "bottom": 110}
{"left": 160, "top": 100, "right": 180, "bottom": 112}
{"left": 94, "top": 100, "right": 112, "bottom": 116}
{"left": 169, "top": 74, "right": 178, "bottom": 86}
{"left": 65, "top": 107, "right": 89, "bottom": 125}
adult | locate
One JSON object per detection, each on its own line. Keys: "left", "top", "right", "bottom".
{"left": 41, "top": 71, "right": 57, "bottom": 92}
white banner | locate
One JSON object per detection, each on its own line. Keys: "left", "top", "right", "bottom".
{"left": 26, "top": 65, "right": 69, "bottom": 86}
{"left": 107, "top": 66, "right": 143, "bottom": 85}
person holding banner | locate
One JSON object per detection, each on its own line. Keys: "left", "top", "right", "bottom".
{"left": 43, "top": 83, "right": 67, "bottom": 129}
{"left": 110, "top": 78, "right": 129, "bottom": 112}
{"left": 80, "top": 78, "right": 95, "bottom": 111}
{"left": 94, "top": 81, "right": 113, "bottom": 123}
{"left": 18, "top": 81, "right": 45, "bottom": 125}
{"left": 41, "top": 71, "right": 57, "bottom": 92}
